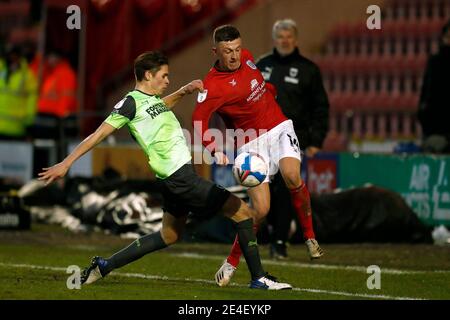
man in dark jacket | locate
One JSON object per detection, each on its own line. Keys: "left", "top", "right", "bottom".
{"left": 418, "top": 19, "right": 450, "bottom": 154}
{"left": 256, "top": 19, "right": 329, "bottom": 259}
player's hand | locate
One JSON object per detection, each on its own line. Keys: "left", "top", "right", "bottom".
{"left": 305, "top": 146, "right": 321, "bottom": 158}
{"left": 214, "top": 151, "right": 229, "bottom": 166}
{"left": 37, "top": 162, "right": 70, "bottom": 186}
{"left": 182, "top": 80, "right": 204, "bottom": 95}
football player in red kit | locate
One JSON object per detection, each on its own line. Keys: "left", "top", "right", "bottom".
{"left": 192, "top": 25, "right": 324, "bottom": 287}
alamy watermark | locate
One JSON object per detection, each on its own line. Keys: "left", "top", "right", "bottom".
{"left": 186, "top": 121, "right": 270, "bottom": 165}
{"left": 367, "top": 5, "right": 381, "bottom": 30}
{"left": 366, "top": 265, "right": 381, "bottom": 290}
{"left": 66, "top": 5, "right": 81, "bottom": 30}
{"left": 66, "top": 265, "right": 81, "bottom": 289}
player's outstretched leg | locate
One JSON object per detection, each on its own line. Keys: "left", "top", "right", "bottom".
{"left": 81, "top": 213, "right": 185, "bottom": 285}
{"left": 220, "top": 194, "right": 292, "bottom": 290}
{"left": 80, "top": 230, "right": 168, "bottom": 285}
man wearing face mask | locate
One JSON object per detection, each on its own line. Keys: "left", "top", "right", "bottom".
{"left": 256, "top": 19, "right": 329, "bottom": 259}
{"left": 418, "top": 19, "right": 450, "bottom": 154}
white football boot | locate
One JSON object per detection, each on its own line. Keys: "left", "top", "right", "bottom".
{"left": 215, "top": 260, "right": 237, "bottom": 287}
{"left": 81, "top": 256, "right": 108, "bottom": 284}
{"left": 249, "top": 274, "right": 292, "bottom": 290}
{"left": 305, "top": 238, "right": 324, "bottom": 259}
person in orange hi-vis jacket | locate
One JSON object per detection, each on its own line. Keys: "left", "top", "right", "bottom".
{"left": 37, "top": 50, "right": 77, "bottom": 118}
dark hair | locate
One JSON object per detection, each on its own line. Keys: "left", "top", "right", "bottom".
{"left": 213, "top": 25, "right": 241, "bottom": 44}
{"left": 134, "top": 51, "right": 168, "bottom": 81}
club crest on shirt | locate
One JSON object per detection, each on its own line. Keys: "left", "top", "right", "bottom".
{"left": 289, "top": 67, "right": 298, "bottom": 78}
{"left": 197, "top": 89, "right": 208, "bottom": 103}
{"left": 246, "top": 60, "right": 257, "bottom": 70}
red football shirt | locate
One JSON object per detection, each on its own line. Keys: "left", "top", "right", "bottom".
{"left": 192, "top": 48, "right": 287, "bottom": 153}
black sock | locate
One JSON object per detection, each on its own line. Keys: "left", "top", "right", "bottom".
{"left": 102, "top": 231, "right": 167, "bottom": 274}
{"left": 236, "top": 218, "right": 266, "bottom": 280}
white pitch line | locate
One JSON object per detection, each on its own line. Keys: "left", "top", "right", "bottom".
{"left": 0, "top": 262, "right": 426, "bottom": 300}
{"left": 172, "top": 252, "right": 450, "bottom": 275}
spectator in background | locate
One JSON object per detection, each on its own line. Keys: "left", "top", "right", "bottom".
{"left": 256, "top": 19, "right": 329, "bottom": 259}
{"left": 27, "top": 48, "right": 78, "bottom": 165}
{"left": 28, "top": 49, "right": 78, "bottom": 149}
{"left": 37, "top": 49, "right": 77, "bottom": 118}
{"left": 0, "top": 45, "right": 38, "bottom": 139}
{"left": 418, "top": 20, "right": 450, "bottom": 154}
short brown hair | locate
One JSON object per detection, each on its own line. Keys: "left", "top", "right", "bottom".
{"left": 213, "top": 25, "right": 241, "bottom": 44}
{"left": 134, "top": 51, "right": 168, "bottom": 81}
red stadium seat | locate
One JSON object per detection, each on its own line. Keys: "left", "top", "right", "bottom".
{"left": 362, "top": 91, "right": 391, "bottom": 112}
{"left": 327, "top": 22, "right": 353, "bottom": 56}
{"left": 318, "top": 0, "right": 444, "bottom": 141}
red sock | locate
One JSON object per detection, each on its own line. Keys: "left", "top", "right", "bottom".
{"left": 227, "top": 224, "right": 259, "bottom": 267}
{"left": 289, "top": 182, "right": 316, "bottom": 240}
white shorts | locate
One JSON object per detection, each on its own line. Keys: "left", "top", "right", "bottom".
{"left": 237, "top": 120, "right": 302, "bottom": 183}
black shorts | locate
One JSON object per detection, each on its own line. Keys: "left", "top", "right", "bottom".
{"left": 158, "top": 163, "right": 231, "bottom": 219}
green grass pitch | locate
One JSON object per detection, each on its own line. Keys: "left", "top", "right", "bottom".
{"left": 1, "top": 224, "right": 449, "bottom": 300}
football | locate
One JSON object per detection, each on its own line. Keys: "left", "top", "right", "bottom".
{"left": 232, "top": 152, "right": 268, "bottom": 187}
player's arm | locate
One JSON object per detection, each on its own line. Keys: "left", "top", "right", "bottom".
{"left": 192, "top": 87, "right": 229, "bottom": 165}
{"left": 163, "top": 79, "right": 204, "bottom": 109}
{"left": 38, "top": 122, "right": 116, "bottom": 185}
{"left": 38, "top": 96, "right": 135, "bottom": 185}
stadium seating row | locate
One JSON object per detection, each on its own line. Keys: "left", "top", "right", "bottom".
{"left": 384, "top": 0, "right": 449, "bottom": 21}
{"left": 0, "top": 1, "right": 29, "bottom": 36}
{"left": 329, "top": 111, "right": 421, "bottom": 140}
{"left": 324, "top": 73, "right": 422, "bottom": 93}
{"left": 317, "top": 0, "right": 450, "bottom": 143}
{"left": 325, "top": 19, "right": 446, "bottom": 57}
{"left": 328, "top": 91, "right": 419, "bottom": 112}
{"left": 316, "top": 54, "right": 427, "bottom": 74}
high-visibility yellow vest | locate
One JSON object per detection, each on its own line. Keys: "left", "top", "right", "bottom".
{"left": 0, "top": 58, "right": 38, "bottom": 137}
